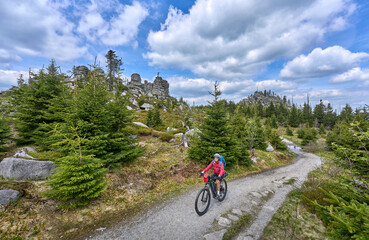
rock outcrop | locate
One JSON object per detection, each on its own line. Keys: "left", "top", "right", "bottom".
{"left": 127, "top": 73, "right": 170, "bottom": 99}
{"left": 240, "top": 91, "right": 287, "bottom": 107}
{"left": 0, "top": 158, "right": 55, "bottom": 180}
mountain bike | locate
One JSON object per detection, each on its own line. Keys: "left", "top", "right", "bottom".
{"left": 195, "top": 173, "right": 227, "bottom": 216}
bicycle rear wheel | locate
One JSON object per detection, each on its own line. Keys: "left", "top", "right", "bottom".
{"left": 218, "top": 179, "right": 227, "bottom": 202}
{"left": 195, "top": 188, "right": 211, "bottom": 216}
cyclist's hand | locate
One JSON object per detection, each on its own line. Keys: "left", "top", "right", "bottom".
{"left": 200, "top": 171, "right": 204, "bottom": 177}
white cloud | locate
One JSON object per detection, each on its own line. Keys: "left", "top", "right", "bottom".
{"left": 167, "top": 76, "right": 295, "bottom": 104}
{"left": 77, "top": 1, "right": 149, "bottom": 46}
{"left": 0, "top": 49, "right": 22, "bottom": 63}
{"left": 280, "top": 46, "right": 369, "bottom": 80}
{"left": 0, "top": 0, "right": 87, "bottom": 62}
{"left": 146, "top": 0, "right": 356, "bottom": 80}
{"left": 330, "top": 67, "right": 369, "bottom": 83}
{"left": 0, "top": 69, "right": 28, "bottom": 89}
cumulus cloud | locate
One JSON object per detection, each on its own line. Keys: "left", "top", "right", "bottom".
{"left": 0, "top": 69, "right": 28, "bottom": 89}
{"left": 0, "top": 0, "right": 87, "bottom": 62}
{"left": 0, "top": 0, "right": 148, "bottom": 65}
{"left": 146, "top": 0, "right": 356, "bottom": 80}
{"left": 280, "top": 46, "right": 369, "bottom": 80}
{"left": 330, "top": 67, "right": 369, "bottom": 83}
{"left": 167, "top": 76, "right": 294, "bottom": 104}
{"left": 77, "top": 1, "right": 149, "bottom": 46}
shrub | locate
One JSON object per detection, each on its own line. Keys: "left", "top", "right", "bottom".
{"left": 46, "top": 155, "right": 107, "bottom": 208}
{"left": 152, "top": 131, "right": 174, "bottom": 142}
{"left": 136, "top": 127, "right": 152, "bottom": 136}
{"left": 286, "top": 127, "right": 293, "bottom": 136}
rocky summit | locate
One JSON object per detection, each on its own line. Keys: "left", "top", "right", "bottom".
{"left": 128, "top": 73, "right": 170, "bottom": 99}
{"left": 66, "top": 66, "right": 170, "bottom": 100}
{"left": 240, "top": 90, "right": 288, "bottom": 107}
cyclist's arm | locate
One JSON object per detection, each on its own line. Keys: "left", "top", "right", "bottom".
{"left": 203, "top": 162, "right": 213, "bottom": 173}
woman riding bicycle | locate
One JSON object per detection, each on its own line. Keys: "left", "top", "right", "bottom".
{"left": 201, "top": 153, "right": 224, "bottom": 199}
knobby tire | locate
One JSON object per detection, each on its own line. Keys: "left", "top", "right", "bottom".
{"left": 195, "top": 188, "right": 211, "bottom": 216}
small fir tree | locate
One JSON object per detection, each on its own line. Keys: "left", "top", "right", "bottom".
{"left": 288, "top": 104, "right": 299, "bottom": 127}
{"left": 286, "top": 126, "right": 294, "bottom": 136}
{"left": 269, "top": 130, "right": 287, "bottom": 150}
{"left": 319, "top": 123, "right": 326, "bottom": 135}
{"left": 45, "top": 126, "right": 107, "bottom": 209}
{"left": 188, "top": 82, "right": 237, "bottom": 166}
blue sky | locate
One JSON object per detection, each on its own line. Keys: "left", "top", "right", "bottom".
{"left": 1, "top": 0, "right": 369, "bottom": 109}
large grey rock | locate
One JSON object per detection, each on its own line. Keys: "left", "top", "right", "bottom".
{"left": 0, "top": 189, "right": 20, "bottom": 205}
{"left": 133, "top": 122, "right": 149, "bottom": 128}
{"left": 13, "top": 147, "right": 37, "bottom": 159}
{"left": 266, "top": 144, "right": 274, "bottom": 152}
{"left": 0, "top": 158, "right": 55, "bottom": 180}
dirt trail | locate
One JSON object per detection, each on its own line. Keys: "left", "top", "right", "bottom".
{"left": 86, "top": 141, "right": 321, "bottom": 240}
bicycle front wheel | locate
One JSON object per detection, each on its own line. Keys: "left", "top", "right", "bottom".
{"left": 218, "top": 179, "right": 227, "bottom": 202}
{"left": 195, "top": 188, "right": 211, "bottom": 216}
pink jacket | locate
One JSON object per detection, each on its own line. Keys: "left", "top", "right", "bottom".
{"left": 203, "top": 160, "right": 225, "bottom": 176}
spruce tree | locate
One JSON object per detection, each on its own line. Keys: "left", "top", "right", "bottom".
{"left": 313, "top": 99, "right": 325, "bottom": 127}
{"left": 302, "top": 102, "right": 313, "bottom": 126}
{"left": 13, "top": 60, "right": 65, "bottom": 145}
{"left": 45, "top": 127, "right": 107, "bottom": 209}
{"left": 269, "top": 130, "right": 287, "bottom": 150}
{"left": 48, "top": 64, "right": 142, "bottom": 168}
{"left": 323, "top": 103, "right": 336, "bottom": 129}
{"left": 0, "top": 117, "right": 10, "bottom": 154}
{"left": 188, "top": 83, "right": 237, "bottom": 166}
{"left": 286, "top": 126, "right": 294, "bottom": 136}
{"left": 339, "top": 104, "right": 353, "bottom": 123}
{"left": 245, "top": 117, "right": 267, "bottom": 150}
{"left": 288, "top": 104, "right": 299, "bottom": 127}
{"left": 229, "top": 107, "right": 252, "bottom": 166}
{"left": 105, "top": 50, "right": 123, "bottom": 91}
{"left": 146, "top": 109, "right": 154, "bottom": 127}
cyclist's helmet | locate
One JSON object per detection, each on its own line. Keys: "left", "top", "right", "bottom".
{"left": 214, "top": 153, "right": 220, "bottom": 159}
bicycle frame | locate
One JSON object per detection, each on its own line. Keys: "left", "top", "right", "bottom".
{"left": 203, "top": 177, "right": 219, "bottom": 198}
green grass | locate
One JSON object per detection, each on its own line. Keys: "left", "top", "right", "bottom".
{"left": 222, "top": 213, "right": 253, "bottom": 240}
{"left": 261, "top": 189, "right": 328, "bottom": 240}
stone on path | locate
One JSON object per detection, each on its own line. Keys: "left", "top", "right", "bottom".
{"left": 250, "top": 192, "right": 262, "bottom": 198}
{"left": 228, "top": 214, "right": 239, "bottom": 221}
{"left": 232, "top": 208, "right": 243, "bottom": 216}
{"left": 0, "top": 158, "right": 55, "bottom": 180}
{"left": 0, "top": 189, "right": 20, "bottom": 205}
{"left": 217, "top": 217, "right": 231, "bottom": 227}
{"left": 203, "top": 229, "right": 227, "bottom": 240}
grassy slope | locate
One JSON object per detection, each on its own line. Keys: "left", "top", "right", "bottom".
{"left": 0, "top": 135, "right": 294, "bottom": 240}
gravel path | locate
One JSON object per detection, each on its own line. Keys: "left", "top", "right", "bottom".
{"left": 86, "top": 141, "right": 321, "bottom": 240}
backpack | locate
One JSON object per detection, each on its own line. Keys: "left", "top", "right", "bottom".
{"left": 213, "top": 155, "right": 226, "bottom": 168}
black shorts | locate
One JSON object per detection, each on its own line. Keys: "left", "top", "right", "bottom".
{"left": 211, "top": 173, "right": 223, "bottom": 181}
